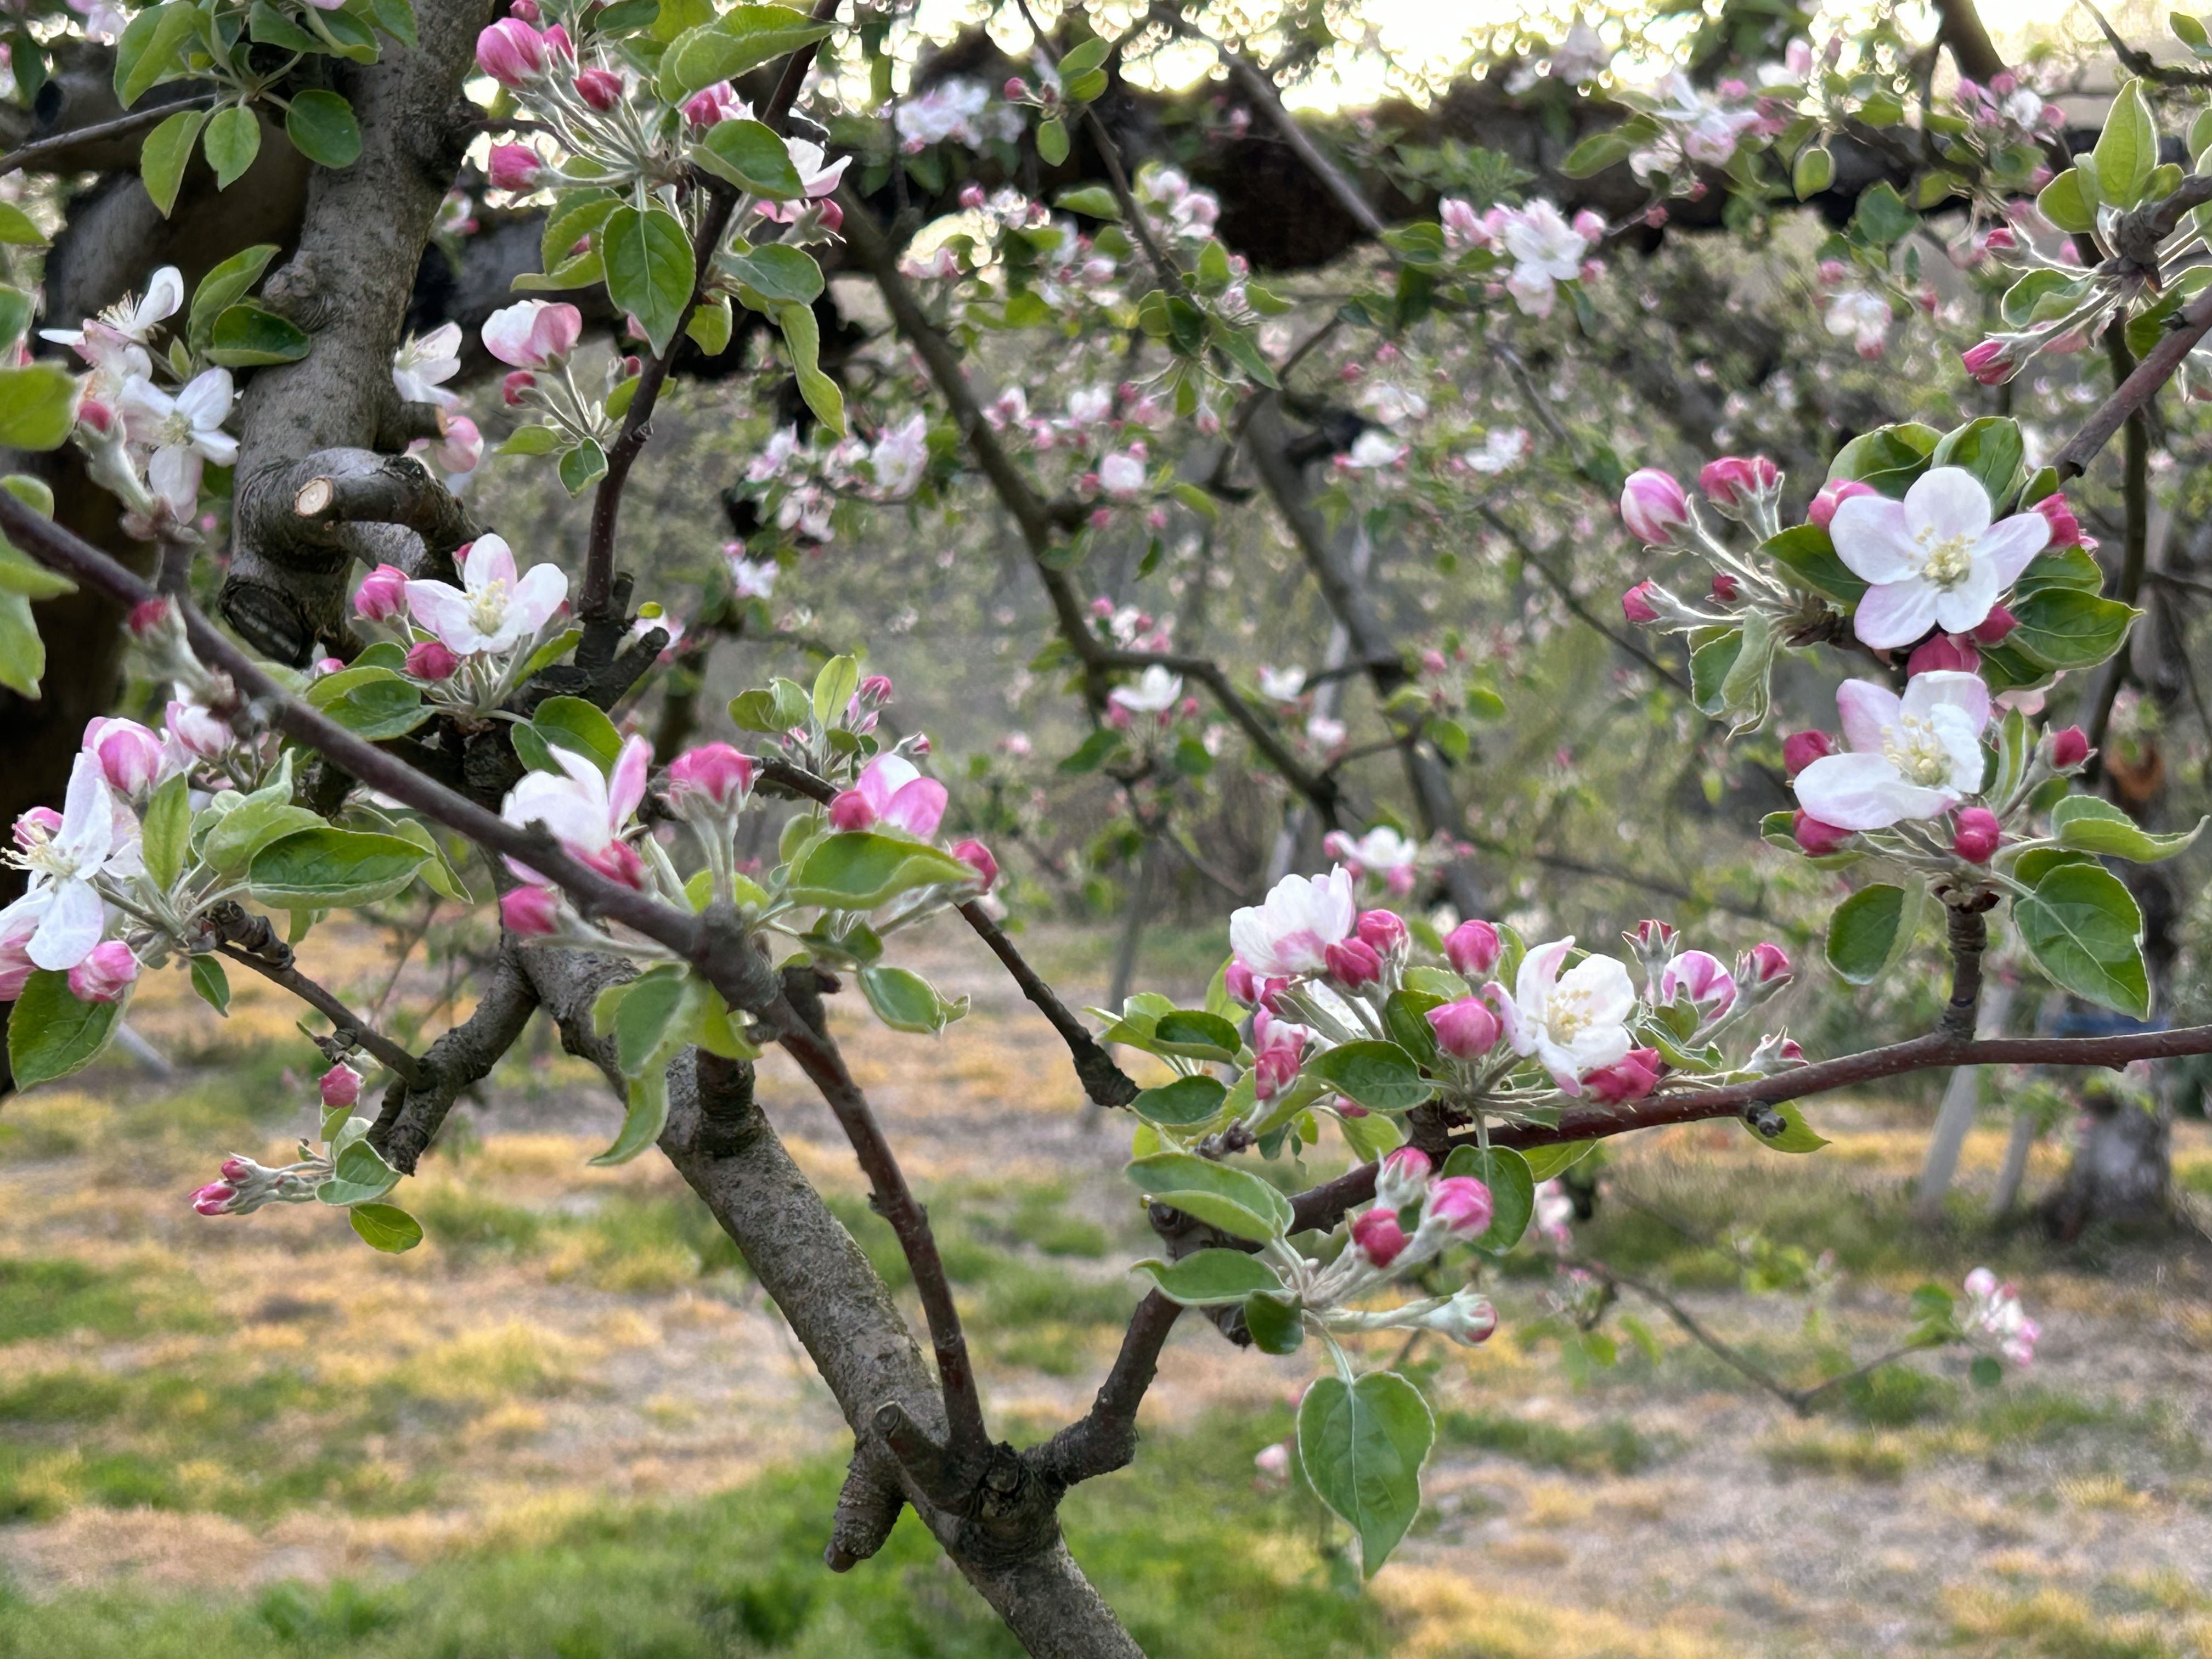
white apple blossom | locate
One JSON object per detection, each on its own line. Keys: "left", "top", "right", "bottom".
{"left": 1358, "top": 381, "right": 1429, "bottom": 427}
{"left": 117, "top": 369, "right": 237, "bottom": 517}
{"left": 391, "top": 321, "right": 464, "bottom": 408}
{"left": 41, "top": 265, "right": 183, "bottom": 352}
{"left": 1342, "top": 430, "right": 1406, "bottom": 469}
{"left": 1229, "top": 866, "right": 1357, "bottom": 979}
{"left": 1098, "top": 451, "right": 1147, "bottom": 499}
{"left": 501, "top": 735, "right": 651, "bottom": 886}
{"left": 1465, "top": 428, "right": 1529, "bottom": 474}
{"left": 1792, "top": 670, "right": 1991, "bottom": 831}
{"left": 1503, "top": 938, "right": 1636, "bottom": 1094}
{"left": 1108, "top": 665, "right": 1182, "bottom": 715}
{"left": 0, "top": 752, "right": 140, "bottom": 970}
{"left": 1830, "top": 467, "right": 2050, "bottom": 647}
{"left": 727, "top": 551, "right": 778, "bottom": 598}
{"left": 1962, "top": 1266, "right": 2040, "bottom": 1365}
{"left": 1824, "top": 289, "right": 1892, "bottom": 358}
{"left": 403, "top": 533, "right": 568, "bottom": 656}
{"left": 1323, "top": 825, "right": 1419, "bottom": 892}
{"left": 1500, "top": 200, "right": 1589, "bottom": 317}
{"left": 1306, "top": 714, "right": 1347, "bottom": 748}
{"left": 786, "top": 139, "right": 850, "bottom": 199}
{"left": 1257, "top": 665, "right": 1306, "bottom": 702}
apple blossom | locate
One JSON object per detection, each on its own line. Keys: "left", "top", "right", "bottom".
{"left": 575, "top": 66, "right": 624, "bottom": 109}
{"left": 1532, "top": 1180, "right": 1575, "bottom": 1246}
{"left": 164, "top": 698, "right": 232, "bottom": 761}
{"left": 1323, "top": 936, "right": 1384, "bottom": 991}
{"left": 1108, "top": 665, "right": 1182, "bottom": 716}
{"left": 500, "top": 735, "right": 653, "bottom": 889}
{"left": 1962, "top": 1267, "right": 2039, "bottom": 1365}
{"left": 82, "top": 716, "right": 166, "bottom": 799}
{"left": 1223, "top": 957, "right": 1259, "bottom": 1005}
{"left": 404, "top": 639, "right": 460, "bottom": 681}
{"left": 1374, "top": 1146, "right": 1433, "bottom": 1210}
{"left": 951, "top": 839, "right": 999, "bottom": 890}
{"left": 1711, "top": 573, "right": 1741, "bottom": 602}
{"left": 1830, "top": 467, "right": 2050, "bottom": 647}
{"left": 1229, "top": 866, "right": 1357, "bottom": 979}
{"left": 404, "top": 534, "right": 568, "bottom": 657}
{"left": 828, "top": 754, "right": 948, "bottom": 838}
{"left": 1661, "top": 950, "right": 1736, "bottom": 1018}
{"left": 1792, "top": 810, "right": 1852, "bottom": 855}
{"left": 1745, "top": 942, "right": 1791, "bottom": 985}
{"left": 1807, "top": 478, "right": 1875, "bottom": 531}
{"left": 0, "top": 910, "right": 38, "bottom": 1000}
{"left": 320, "top": 1063, "right": 363, "bottom": 1109}
{"left": 1584, "top": 1047, "right": 1662, "bottom": 1104}
{"left": 1699, "top": 454, "right": 1778, "bottom": 507}
{"left": 682, "top": 80, "right": 752, "bottom": 129}
{"left": 1953, "top": 806, "right": 2001, "bottom": 863}
{"left": 0, "top": 752, "right": 140, "bottom": 970}
{"left": 1782, "top": 730, "right": 1833, "bottom": 778}
{"left": 1973, "top": 604, "right": 2019, "bottom": 645}
{"left": 1420, "top": 1286, "right": 1499, "bottom": 1346}
{"left": 1355, "top": 909, "right": 1408, "bottom": 960}
{"left": 476, "top": 18, "right": 548, "bottom": 86}
{"left": 1256, "top": 665, "right": 1306, "bottom": 702}
{"left": 1351, "top": 1207, "right": 1408, "bottom": 1267}
{"left": 1508, "top": 938, "right": 1637, "bottom": 1093}
{"left": 503, "top": 370, "right": 537, "bottom": 405}
{"left": 501, "top": 885, "right": 561, "bottom": 936}
{"left": 1824, "top": 287, "right": 1891, "bottom": 357}
{"left": 1621, "top": 580, "right": 1661, "bottom": 623}
{"left": 1499, "top": 200, "right": 1589, "bottom": 317}
{"left": 1323, "top": 825, "right": 1418, "bottom": 894}
{"left": 482, "top": 300, "right": 582, "bottom": 369}
{"left": 1424, "top": 1176, "right": 1493, "bottom": 1235}
{"left": 67, "top": 939, "right": 138, "bottom": 1003}
{"left": 1249, "top": 1008, "right": 1307, "bottom": 1101}
{"left": 192, "top": 1182, "right": 240, "bottom": 1217}
{"left": 1960, "top": 339, "right": 2016, "bottom": 385}
{"left": 354, "top": 563, "right": 410, "bottom": 622}
{"left": 2046, "top": 725, "right": 2090, "bottom": 770}
{"left": 1098, "top": 451, "right": 1146, "bottom": 500}
{"left": 2031, "top": 492, "right": 2081, "bottom": 548}
{"left": 1426, "top": 996, "right": 1500, "bottom": 1059}
{"left": 391, "top": 322, "right": 462, "bottom": 407}
{"left": 118, "top": 369, "right": 236, "bottom": 516}
{"left": 1793, "top": 671, "right": 1991, "bottom": 831}
{"left": 1444, "top": 919, "right": 1502, "bottom": 978}
{"left": 40, "top": 264, "right": 182, "bottom": 353}
{"left": 1906, "top": 634, "right": 1980, "bottom": 678}
{"left": 488, "top": 143, "right": 547, "bottom": 193}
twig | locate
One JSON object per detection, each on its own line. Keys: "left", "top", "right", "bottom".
{"left": 1179, "top": 22, "right": 1387, "bottom": 238}
{"left": 1940, "top": 898, "right": 1993, "bottom": 1041}
{"left": 205, "top": 902, "right": 428, "bottom": 1087}
{"left": 2080, "top": 0, "right": 2212, "bottom": 86}
{"left": 1028, "top": 1290, "right": 1183, "bottom": 1486}
{"left": 2050, "top": 287, "right": 2212, "bottom": 479}
{"left": 0, "top": 95, "right": 219, "bottom": 177}
{"left": 2081, "top": 320, "right": 2153, "bottom": 765}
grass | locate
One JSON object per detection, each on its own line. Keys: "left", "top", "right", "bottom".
{"left": 1434, "top": 1407, "right": 1664, "bottom": 1475}
{"left": 0, "top": 1255, "right": 213, "bottom": 1344}
{"left": 0, "top": 1420, "right": 1391, "bottom": 1659}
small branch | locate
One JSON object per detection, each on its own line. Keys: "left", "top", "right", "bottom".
{"left": 1477, "top": 505, "right": 1691, "bottom": 695}
{"left": 0, "top": 95, "right": 219, "bottom": 177}
{"left": 2081, "top": 320, "right": 2153, "bottom": 765}
{"left": 1181, "top": 24, "right": 1387, "bottom": 239}
{"left": 366, "top": 945, "right": 539, "bottom": 1172}
{"left": 205, "top": 902, "right": 428, "bottom": 1087}
{"left": 1570, "top": 1259, "right": 1809, "bottom": 1411}
{"left": 2081, "top": 0, "right": 2212, "bottom": 86}
{"left": 1940, "top": 897, "right": 1993, "bottom": 1041}
{"left": 2050, "top": 287, "right": 2212, "bottom": 480}
{"left": 1028, "top": 1290, "right": 1182, "bottom": 1487}
{"left": 291, "top": 452, "right": 475, "bottom": 552}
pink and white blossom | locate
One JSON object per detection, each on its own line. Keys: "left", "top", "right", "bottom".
{"left": 66, "top": 939, "right": 137, "bottom": 1003}
{"left": 500, "top": 734, "right": 652, "bottom": 888}
{"left": 1322, "top": 825, "right": 1418, "bottom": 894}
{"left": 1830, "top": 467, "right": 2049, "bottom": 648}
{"left": 1230, "top": 867, "right": 1357, "bottom": 980}
{"left": 403, "top": 534, "right": 568, "bottom": 656}
{"left": 1792, "top": 671, "right": 1991, "bottom": 831}
{"left": 828, "top": 755, "right": 947, "bottom": 838}
{"left": 0, "top": 752, "right": 139, "bottom": 970}
{"left": 118, "top": 369, "right": 236, "bottom": 516}
{"left": 1509, "top": 937, "right": 1636, "bottom": 1094}
{"left": 1108, "top": 665, "right": 1181, "bottom": 716}
{"left": 482, "top": 300, "right": 583, "bottom": 369}
{"left": 391, "top": 322, "right": 463, "bottom": 407}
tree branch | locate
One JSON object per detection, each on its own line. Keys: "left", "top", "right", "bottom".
{"left": 366, "top": 943, "right": 539, "bottom": 1171}
{"left": 1026, "top": 1290, "right": 1182, "bottom": 1487}
{"left": 2051, "top": 287, "right": 2212, "bottom": 481}
{"left": 0, "top": 93, "right": 219, "bottom": 179}
{"left": 204, "top": 901, "right": 428, "bottom": 1086}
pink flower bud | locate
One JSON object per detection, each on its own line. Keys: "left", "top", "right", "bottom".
{"left": 476, "top": 18, "right": 548, "bottom": 87}
{"left": 683, "top": 80, "right": 744, "bottom": 129}
{"left": 828, "top": 789, "right": 877, "bottom": 831}
{"left": 219, "top": 1156, "right": 255, "bottom": 1182}
{"left": 126, "top": 597, "right": 174, "bottom": 639}
{"left": 503, "top": 370, "right": 538, "bottom": 405}
{"left": 1351, "top": 1207, "right": 1408, "bottom": 1268}
{"left": 1584, "top": 1047, "right": 1662, "bottom": 1104}
{"left": 1004, "top": 76, "right": 1028, "bottom": 100}
{"left": 1782, "top": 730, "right": 1834, "bottom": 778}
{"left": 83, "top": 716, "right": 165, "bottom": 798}
{"left": 1223, "top": 957, "right": 1259, "bottom": 1005}
{"left": 1426, "top": 996, "right": 1499, "bottom": 1059}
{"left": 501, "top": 884, "right": 560, "bottom": 935}
{"left": 2031, "top": 492, "right": 2080, "bottom": 548}
{"left": 1907, "top": 634, "right": 1979, "bottom": 677}
{"left": 78, "top": 397, "right": 112, "bottom": 435}
{"left": 1699, "top": 454, "right": 1779, "bottom": 506}
{"left": 1746, "top": 941, "right": 1791, "bottom": 983}
{"left": 666, "top": 742, "right": 755, "bottom": 811}
{"left": 66, "top": 940, "right": 137, "bottom": 1004}
{"left": 1984, "top": 225, "right": 2018, "bottom": 252}
{"left": 1426, "top": 1175, "right": 1493, "bottom": 1235}
{"left": 191, "top": 1182, "right": 238, "bottom": 1217}
{"left": 1953, "top": 806, "right": 2001, "bottom": 863}
{"left": 320, "top": 1062, "right": 363, "bottom": 1110}
{"left": 1807, "top": 478, "right": 1876, "bottom": 531}
{"left": 508, "top": 0, "right": 539, "bottom": 20}
{"left": 1621, "top": 580, "right": 1660, "bottom": 624}
{"left": 2047, "top": 725, "right": 2090, "bottom": 770}
{"left": 488, "top": 143, "right": 545, "bottom": 193}
{"left": 1711, "top": 573, "right": 1741, "bottom": 602}
{"left": 1355, "top": 909, "right": 1408, "bottom": 960}
{"left": 353, "top": 562, "right": 409, "bottom": 622}
{"left": 1792, "top": 810, "right": 1852, "bottom": 855}
{"left": 1661, "top": 950, "right": 1735, "bottom": 1017}
{"left": 951, "top": 839, "right": 999, "bottom": 890}
{"left": 1324, "top": 936, "right": 1384, "bottom": 991}
{"left": 405, "top": 639, "right": 460, "bottom": 681}
{"left": 1960, "top": 339, "right": 2013, "bottom": 386}
{"left": 583, "top": 839, "right": 648, "bottom": 890}
{"left": 13, "top": 805, "right": 61, "bottom": 850}
{"left": 1380, "top": 1146, "right": 1432, "bottom": 1185}
{"left": 1618, "top": 468, "right": 1689, "bottom": 545}
{"left": 1444, "top": 919, "right": 1502, "bottom": 978}
{"left": 543, "top": 23, "right": 572, "bottom": 59}
{"left": 1973, "top": 604, "right": 2019, "bottom": 646}
{"left": 575, "top": 66, "right": 623, "bottom": 109}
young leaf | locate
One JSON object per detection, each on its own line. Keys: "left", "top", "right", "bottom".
{"left": 1825, "top": 882, "right": 1923, "bottom": 985}
{"left": 2092, "top": 78, "right": 2156, "bottom": 210}
{"left": 1307, "top": 1039, "right": 1434, "bottom": 1114}
{"left": 188, "top": 244, "right": 280, "bottom": 351}
{"left": 2014, "top": 861, "right": 2151, "bottom": 1017}
{"left": 777, "top": 301, "right": 845, "bottom": 436}
{"left": 188, "top": 953, "right": 231, "bottom": 1014}
{"left": 0, "top": 365, "right": 83, "bottom": 451}
{"left": 207, "top": 304, "right": 312, "bottom": 368}
{"left": 2049, "top": 795, "right": 2204, "bottom": 862}
{"left": 533, "top": 695, "right": 623, "bottom": 772}
{"left": 1297, "top": 1371, "right": 1434, "bottom": 1577}
{"left": 858, "top": 964, "right": 963, "bottom": 1034}
{"left": 203, "top": 104, "right": 262, "bottom": 189}
{"left": 603, "top": 204, "right": 696, "bottom": 357}
{"left": 286, "top": 89, "right": 364, "bottom": 167}
{"left": 7, "top": 969, "right": 127, "bottom": 1088}
{"left": 1127, "top": 1075, "right": 1228, "bottom": 1127}
{"left": 696, "top": 119, "right": 804, "bottom": 197}
{"left": 349, "top": 1202, "right": 425, "bottom": 1252}
{"left": 1129, "top": 1249, "right": 1279, "bottom": 1304}
{"left": 140, "top": 106, "right": 209, "bottom": 216}
{"left": 246, "top": 828, "right": 430, "bottom": 909}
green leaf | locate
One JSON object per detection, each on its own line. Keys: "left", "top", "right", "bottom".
{"left": 2007, "top": 586, "right": 2138, "bottom": 671}
{"left": 188, "top": 953, "right": 231, "bottom": 1015}
{"left": 1930, "top": 417, "right": 2025, "bottom": 505}
{"left": 1559, "top": 128, "right": 1634, "bottom": 178}
{"left": 0, "top": 365, "right": 81, "bottom": 451}
{"left": 687, "top": 295, "right": 733, "bottom": 354}
{"left": 1058, "top": 727, "right": 1124, "bottom": 774}
{"left": 558, "top": 439, "right": 609, "bottom": 495}
{"left": 286, "top": 89, "right": 364, "bottom": 169}
{"left": 203, "top": 104, "right": 262, "bottom": 189}
{"left": 1298, "top": 1371, "right": 1434, "bottom": 1577}
{"left": 1128, "top": 1074, "right": 1228, "bottom": 1127}
{"left": 1130, "top": 1249, "right": 1280, "bottom": 1305}
{"left": 1761, "top": 524, "right": 1869, "bottom": 605}
{"left": 859, "top": 964, "right": 963, "bottom": 1034}
{"left": 247, "top": 828, "right": 431, "bottom": 909}
{"left": 0, "top": 590, "right": 42, "bottom": 695}
{"left": 1852, "top": 180, "right": 1916, "bottom": 246}
{"left": 594, "top": 1070, "right": 671, "bottom": 1165}
{"left": 2014, "top": 862, "right": 2151, "bottom": 1017}
{"left": 603, "top": 205, "right": 695, "bottom": 358}
{"left": 201, "top": 794, "right": 321, "bottom": 876}
{"left": 1825, "top": 881, "right": 1925, "bottom": 985}
{"left": 1440, "top": 1144, "right": 1536, "bottom": 1252}
{"left": 1128, "top": 1152, "right": 1294, "bottom": 1233}
{"left": 1742, "top": 1101, "right": 1827, "bottom": 1153}
{"left": 7, "top": 969, "right": 126, "bottom": 1087}
{"left": 1305, "top": 1040, "right": 1434, "bottom": 1114}
{"left": 1150, "top": 1009, "right": 1242, "bottom": 1062}
{"left": 349, "top": 1202, "right": 424, "bottom": 1252}
{"left": 0, "top": 289, "right": 31, "bottom": 357}
{"left": 319, "top": 1139, "right": 401, "bottom": 1206}
{"left": 0, "top": 201, "right": 40, "bottom": 251}
{"left": 723, "top": 243, "right": 825, "bottom": 304}
{"left": 1243, "top": 1291, "right": 1305, "bottom": 1355}
{"left": 1054, "top": 184, "right": 1121, "bottom": 218}
{"left": 661, "top": 5, "right": 836, "bottom": 95}
{"left": 1058, "top": 36, "right": 1109, "bottom": 77}
{"left": 810, "top": 653, "right": 859, "bottom": 726}
{"left": 777, "top": 302, "right": 845, "bottom": 436}
{"left": 139, "top": 107, "right": 208, "bottom": 217}
{"left": 1970, "top": 1353, "right": 2004, "bottom": 1388}
{"left": 305, "top": 666, "right": 428, "bottom": 740}
{"left": 2050, "top": 795, "right": 2203, "bottom": 863}
{"left": 1826, "top": 422, "right": 1939, "bottom": 495}
{"left": 189, "top": 245, "right": 280, "bottom": 351}
{"left": 1521, "top": 1139, "right": 1597, "bottom": 1182}
{"left": 368, "top": 0, "right": 417, "bottom": 46}
{"left": 533, "top": 695, "right": 623, "bottom": 772}
{"left": 787, "top": 832, "right": 973, "bottom": 909}
{"left": 114, "top": 2, "right": 201, "bottom": 107}
{"left": 207, "top": 304, "right": 312, "bottom": 368}
{"left": 1690, "top": 629, "right": 1743, "bottom": 717}
{"left": 142, "top": 773, "right": 190, "bottom": 889}
{"left": 249, "top": 2, "right": 319, "bottom": 50}
{"left": 2036, "top": 167, "right": 2096, "bottom": 233}
{"left": 2093, "top": 78, "right": 2156, "bottom": 210}
{"left": 1037, "top": 117, "right": 1069, "bottom": 166}
{"left": 696, "top": 119, "right": 804, "bottom": 196}
{"left": 1792, "top": 144, "right": 1834, "bottom": 199}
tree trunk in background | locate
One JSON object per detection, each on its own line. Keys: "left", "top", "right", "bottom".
{"left": 1989, "top": 1106, "right": 2040, "bottom": 1219}
{"left": 1914, "top": 981, "right": 2013, "bottom": 1221}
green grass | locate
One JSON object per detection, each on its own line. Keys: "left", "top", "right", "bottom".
{"left": 0, "top": 1256, "right": 212, "bottom": 1344}
{"left": 1434, "top": 1407, "right": 1664, "bottom": 1475}
{"left": 0, "top": 1421, "right": 1389, "bottom": 1659}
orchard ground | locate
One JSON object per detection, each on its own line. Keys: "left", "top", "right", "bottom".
{"left": 1, "top": 917, "right": 2209, "bottom": 1659}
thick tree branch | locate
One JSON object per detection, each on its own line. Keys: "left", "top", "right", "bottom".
{"left": 366, "top": 943, "right": 539, "bottom": 1171}
{"left": 2051, "top": 287, "right": 2212, "bottom": 481}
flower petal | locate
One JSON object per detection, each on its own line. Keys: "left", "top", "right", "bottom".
{"left": 1515, "top": 935, "right": 1573, "bottom": 1017}
{"left": 138, "top": 267, "right": 185, "bottom": 327}
{"left": 1928, "top": 705, "right": 1987, "bottom": 794}
{"left": 1932, "top": 559, "right": 2002, "bottom": 636}
{"left": 28, "top": 878, "right": 105, "bottom": 970}
{"left": 58, "top": 750, "right": 112, "bottom": 865}
{"left": 1974, "top": 511, "right": 2050, "bottom": 586}
{"left": 1901, "top": 669, "right": 1992, "bottom": 737}
{"left": 174, "top": 367, "right": 234, "bottom": 430}
{"left": 1836, "top": 679, "right": 1901, "bottom": 753}
{"left": 402, "top": 580, "right": 481, "bottom": 652}
{"left": 1904, "top": 465, "right": 1991, "bottom": 543}
{"left": 1852, "top": 578, "right": 1940, "bottom": 650}
{"left": 464, "top": 533, "right": 517, "bottom": 592}
{"left": 885, "top": 777, "right": 947, "bottom": 838}
{"left": 148, "top": 444, "right": 203, "bottom": 516}
{"left": 607, "top": 735, "right": 652, "bottom": 827}
{"left": 1829, "top": 494, "right": 1917, "bottom": 583}
{"left": 505, "top": 561, "right": 568, "bottom": 636}
{"left": 1795, "top": 752, "right": 1949, "bottom": 830}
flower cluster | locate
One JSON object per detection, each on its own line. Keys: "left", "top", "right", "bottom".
{"left": 732, "top": 415, "right": 933, "bottom": 546}
{"left": 1438, "top": 198, "right": 1605, "bottom": 319}
{"left": 1276, "top": 1147, "right": 1499, "bottom": 1347}
{"left": 352, "top": 534, "right": 572, "bottom": 715}
{"left": 1960, "top": 1266, "right": 2040, "bottom": 1367}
